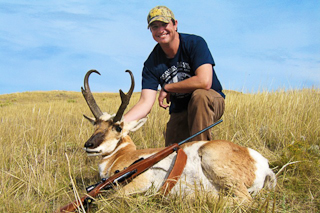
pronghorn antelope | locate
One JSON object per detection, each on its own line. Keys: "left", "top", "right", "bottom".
{"left": 81, "top": 69, "right": 276, "bottom": 201}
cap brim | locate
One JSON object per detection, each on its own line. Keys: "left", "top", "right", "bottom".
{"left": 147, "top": 16, "right": 171, "bottom": 28}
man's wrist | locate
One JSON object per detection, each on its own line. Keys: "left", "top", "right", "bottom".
{"left": 162, "top": 84, "right": 169, "bottom": 93}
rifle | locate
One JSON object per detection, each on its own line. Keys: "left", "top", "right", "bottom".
{"left": 57, "top": 120, "right": 223, "bottom": 212}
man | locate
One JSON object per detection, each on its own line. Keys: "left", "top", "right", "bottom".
{"left": 124, "top": 6, "right": 225, "bottom": 146}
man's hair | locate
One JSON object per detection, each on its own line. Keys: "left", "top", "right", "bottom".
{"left": 171, "top": 19, "right": 178, "bottom": 31}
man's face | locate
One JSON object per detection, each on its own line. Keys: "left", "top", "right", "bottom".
{"left": 149, "top": 20, "right": 178, "bottom": 45}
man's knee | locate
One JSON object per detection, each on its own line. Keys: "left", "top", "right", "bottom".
{"left": 189, "top": 89, "right": 225, "bottom": 119}
{"left": 190, "top": 89, "right": 209, "bottom": 102}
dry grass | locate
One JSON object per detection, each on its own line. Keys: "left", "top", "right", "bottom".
{"left": 0, "top": 88, "right": 319, "bottom": 212}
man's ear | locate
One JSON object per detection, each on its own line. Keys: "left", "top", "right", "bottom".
{"left": 174, "top": 19, "right": 178, "bottom": 31}
{"left": 83, "top": 114, "right": 96, "bottom": 125}
{"left": 125, "top": 118, "right": 148, "bottom": 132}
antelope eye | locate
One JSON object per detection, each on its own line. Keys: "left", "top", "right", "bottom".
{"left": 115, "top": 125, "right": 122, "bottom": 133}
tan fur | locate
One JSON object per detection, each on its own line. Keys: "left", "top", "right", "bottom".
{"left": 99, "top": 135, "right": 162, "bottom": 178}
{"left": 98, "top": 135, "right": 165, "bottom": 194}
{"left": 198, "top": 140, "right": 256, "bottom": 200}
{"left": 94, "top": 120, "right": 113, "bottom": 134}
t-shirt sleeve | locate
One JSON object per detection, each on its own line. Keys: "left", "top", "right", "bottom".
{"left": 142, "top": 65, "right": 159, "bottom": 90}
{"left": 189, "top": 36, "right": 215, "bottom": 71}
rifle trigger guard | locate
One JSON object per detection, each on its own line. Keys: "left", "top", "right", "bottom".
{"left": 83, "top": 196, "right": 94, "bottom": 211}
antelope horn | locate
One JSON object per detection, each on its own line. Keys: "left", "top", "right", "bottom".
{"left": 113, "top": 70, "right": 135, "bottom": 122}
{"left": 81, "top": 70, "right": 103, "bottom": 120}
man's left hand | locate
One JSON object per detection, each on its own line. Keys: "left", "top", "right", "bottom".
{"left": 158, "top": 89, "right": 170, "bottom": 109}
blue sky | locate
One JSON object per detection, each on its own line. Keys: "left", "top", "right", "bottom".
{"left": 0, "top": 0, "right": 319, "bottom": 95}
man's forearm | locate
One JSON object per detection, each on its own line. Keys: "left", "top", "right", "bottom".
{"left": 124, "top": 89, "right": 157, "bottom": 122}
{"left": 124, "top": 103, "right": 150, "bottom": 122}
{"left": 164, "top": 76, "right": 211, "bottom": 93}
{"left": 164, "top": 64, "right": 213, "bottom": 93}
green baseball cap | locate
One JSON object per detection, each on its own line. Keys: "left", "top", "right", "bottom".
{"left": 147, "top": 6, "right": 175, "bottom": 28}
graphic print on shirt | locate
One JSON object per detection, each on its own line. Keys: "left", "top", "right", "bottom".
{"left": 160, "top": 62, "right": 191, "bottom": 98}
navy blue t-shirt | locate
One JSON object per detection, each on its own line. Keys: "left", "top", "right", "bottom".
{"left": 142, "top": 33, "right": 224, "bottom": 113}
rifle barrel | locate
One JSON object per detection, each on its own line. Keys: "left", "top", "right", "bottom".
{"left": 178, "top": 120, "right": 223, "bottom": 146}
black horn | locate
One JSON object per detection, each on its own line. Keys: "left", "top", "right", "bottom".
{"left": 81, "top": 70, "right": 103, "bottom": 120}
{"left": 113, "top": 70, "right": 135, "bottom": 122}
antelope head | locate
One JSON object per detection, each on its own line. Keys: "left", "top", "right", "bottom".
{"left": 81, "top": 69, "right": 146, "bottom": 157}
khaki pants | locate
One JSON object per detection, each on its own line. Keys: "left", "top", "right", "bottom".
{"left": 165, "top": 89, "right": 225, "bottom": 146}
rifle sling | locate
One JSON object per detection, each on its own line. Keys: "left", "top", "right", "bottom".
{"left": 160, "top": 148, "right": 187, "bottom": 195}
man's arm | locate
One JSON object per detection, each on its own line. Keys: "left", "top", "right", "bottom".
{"left": 163, "top": 63, "right": 213, "bottom": 93}
{"left": 124, "top": 89, "right": 157, "bottom": 122}
{"left": 159, "top": 63, "right": 212, "bottom": 109}
{"left": 158, "top": 63, "right": 213, "bottom": 109}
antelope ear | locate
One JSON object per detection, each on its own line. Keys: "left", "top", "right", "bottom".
{"left": 83, "top": 114, "right": 96, "bottom": 125}
{"left": 126, "top": 118, "right": 147, "bottom": 132}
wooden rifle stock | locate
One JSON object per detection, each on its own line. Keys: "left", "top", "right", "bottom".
{"left": 57, "top": 120, "right": 222, "bottom": 212}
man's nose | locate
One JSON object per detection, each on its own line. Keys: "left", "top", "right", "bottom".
{"left": 157, "top": 25, "right": 166, "bottom": 33}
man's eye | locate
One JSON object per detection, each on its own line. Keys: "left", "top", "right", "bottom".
{"left": 162, "top": 23, "right": 168, "bottom": 27}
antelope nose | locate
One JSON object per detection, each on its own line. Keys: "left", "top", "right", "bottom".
{"left": 84, "top": 132, "right": 103, "bottom": 149}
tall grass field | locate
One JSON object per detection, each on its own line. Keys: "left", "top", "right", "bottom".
{"left": 0, "top": 89, "right": 319, "bottom": 212}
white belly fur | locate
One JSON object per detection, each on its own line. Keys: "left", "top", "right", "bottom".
{"left": 147, "top": 141, "right": 216, "bottom": 195}
{"left": 247, "top": 148, "right": 271, "bottom": 194}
